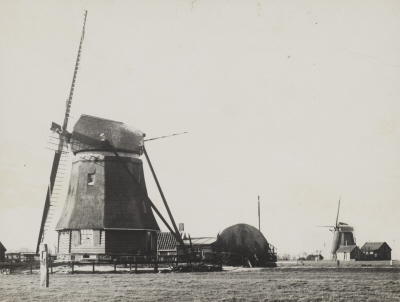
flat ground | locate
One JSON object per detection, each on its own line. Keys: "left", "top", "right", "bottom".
{"left": 1, "top": 266, "right": 399, "bottom": 302}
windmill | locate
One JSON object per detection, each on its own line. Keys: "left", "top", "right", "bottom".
{"left": 319, "top": 198, "right": 356, "bottom": 260}
{"left": 36, "top": 11, "right": 188, "bottom": 260}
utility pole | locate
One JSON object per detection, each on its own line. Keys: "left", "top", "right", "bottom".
{"left": 258, "top": 196, "right": 261, "bottom": 232}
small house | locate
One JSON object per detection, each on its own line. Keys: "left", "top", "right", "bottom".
{"left": 336, "top": 245, "right": 360, "bottom": 261}
{"left": 0, "top": 242, "right": 6, "bottom": 262}
{"left": 361, "top": 242, "right": 391, "bottom": 260}
{"left": 5, "top": 252, "right": 21, "bottom": 263}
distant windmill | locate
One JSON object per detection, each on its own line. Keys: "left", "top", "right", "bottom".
{"left": 318, "top": 198, "right": 356, "bottom": 260}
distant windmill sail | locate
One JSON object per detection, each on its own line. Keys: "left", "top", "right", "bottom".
{"left": 36, "top": 11, "right": 88, "bottom": 254}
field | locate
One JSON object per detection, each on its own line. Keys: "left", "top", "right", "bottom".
{"left": 0, "top": 264, "right": 399, "bottom": 301}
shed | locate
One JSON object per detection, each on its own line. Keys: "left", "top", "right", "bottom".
{"left": 306, "top": 254, "right": 324, "bottom": 261}
{"left": 0, "top": 242, "right": 6, "bottom": 262}
{"left": 157, "top": 231, "right": 184, "bottom": 257}
{"left": 183, "top": 237, "right": 216, "bottom": 259}
{"left": 361, "top": 242, "right": 391, "bottom": 260}
{"left": 336, "top": 245, "right": 360, "bottom": 261}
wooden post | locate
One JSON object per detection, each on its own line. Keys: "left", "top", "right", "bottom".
{"left": 40, "top": 244, "right": 49, "bottom": 288}
{"left": 92, "top": 261, "right": 95, "bottom": 273}
{"left": 114, "top": 260, "right": 117, "bottom": 273}
{"left": 135, "top": 263, "right": 138, "bottom": 274}
{"left": 71, "top": 262, "right": 74, "bottom": 274}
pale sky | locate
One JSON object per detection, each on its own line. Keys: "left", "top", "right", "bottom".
{"left": 0, "top": 0, "right": 399, "bottom": 258}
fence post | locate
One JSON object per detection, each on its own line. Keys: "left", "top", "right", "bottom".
{"left": 40, "top": 244, "right": 49, "bottom": 288}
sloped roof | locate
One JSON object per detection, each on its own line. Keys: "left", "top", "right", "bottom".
{"left": 157, "top": 232, "right": 183, "bottom": 250}
{"left": 70, "top": 115, "right": 145, "bottom": 154}
{"left": 0, "top": 241, "right": 6, "bottom": 251}
{"left": 361, "top": 242, "right": 391, "bottom": 251}
{"left": 184, "top": 237, "right": 216, "bottom": 246}
{"left": 336, "top": 245, "right": 358, "bottom": 253}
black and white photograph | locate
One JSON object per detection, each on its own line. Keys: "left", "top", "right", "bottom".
{"left": 0, "top": 0, "right": 399, "bottom": 301}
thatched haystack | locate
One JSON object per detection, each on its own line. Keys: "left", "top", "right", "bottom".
{"left": 212, "top": 223, "right": 275, "bottom": 267}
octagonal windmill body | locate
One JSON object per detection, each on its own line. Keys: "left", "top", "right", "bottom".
{"left": 55, "top": 115, "right": 160, "bottom": 259}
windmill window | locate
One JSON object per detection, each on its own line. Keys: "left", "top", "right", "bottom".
{"left": 80, "top": 229, "right": 93, "bottom": 245}
{"left": 87, "top": 173, "right": 95, "bottom": 186}
{"left": 143, "top": 200, "right": 147, "bottom": 213}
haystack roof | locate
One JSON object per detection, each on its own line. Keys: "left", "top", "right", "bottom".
{"left": 212, "top": 223, "right": 269, "bottom": 256}
{"left": 70, "top": 115, "right": 144, "bottom": 154}
{"left": 361, "top": 242, "right": 391, "bottom": 251}
{"left": 336, "top": 245, "right": 358, "bottom": 253}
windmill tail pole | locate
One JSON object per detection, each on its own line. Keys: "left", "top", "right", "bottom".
{"left": 103, "top": 140, "right": 184, "bottom": 247}
{"left": 143, "top": 146, "right": 190, "bottom": 260}
{"left": 143, "top": 147, "right": 182, "bottom": 239}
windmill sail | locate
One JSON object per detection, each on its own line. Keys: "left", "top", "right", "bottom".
{"left": 36, "top": 11, "right": 88, "bottom": 254}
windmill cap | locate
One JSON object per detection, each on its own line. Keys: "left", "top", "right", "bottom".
{"left": 70, "top": 114, "right": 145, "bottom": 154}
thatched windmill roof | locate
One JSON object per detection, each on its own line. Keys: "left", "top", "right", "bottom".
{"left": 70, "top": 115, "right": 145, "bottom": 154}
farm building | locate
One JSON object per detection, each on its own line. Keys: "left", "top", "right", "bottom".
{"left": 0, "top": 242, "right": 6, "bottom": 262}
{"left": 56, "top": 115, "right": 160, "bottom": 261}
{"left": 361, "top": 242, "right": 391, "bottom": 261}
{"left": 306, "top": 254, "right": 324, "bottom": 261}
{"left": 5, "top": 253, "right": 21, "bottom": 263}
{"left": 157, "top": 231, "right": 184, "bottom": 258}
{"left": 336, "top": 245, "right": 360, "bottom": 261}
{"left": 182, "top": 237, "right": 216, "bottom": 259}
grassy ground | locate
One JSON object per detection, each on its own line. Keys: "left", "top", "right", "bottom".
{"left": 0, "top": 266, "right": 399, "bottom": 302}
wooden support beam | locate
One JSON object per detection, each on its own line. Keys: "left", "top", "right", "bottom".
{"left": 40, "top": 244, "right": 49, "bottom": 288}
{"left": 143, "top": 146, "right": 188, "bottom": 256}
